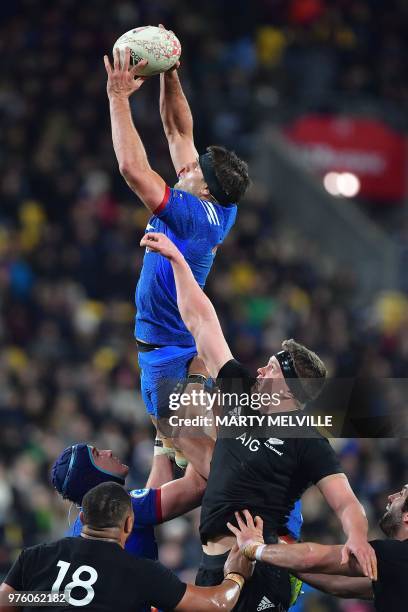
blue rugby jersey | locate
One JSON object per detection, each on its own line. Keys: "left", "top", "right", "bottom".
{"left": 286, "top": 499, "right": 303, "bottom": 540}
{"left": 68, "top": 488, "right": 161, "bottom": 560}
{"left": 136, "top": 187, "right": 237, "bottom": 346}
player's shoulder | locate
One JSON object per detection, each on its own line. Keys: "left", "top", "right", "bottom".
{"left": 370, "top": 538, "right": 408, "bottom": 559}
{"left": 217, "top": 358, "right": 250, "bottom": 380}
{"left": 294, "top": 421, "right": 334, "bottom": 443}
{"left": 294, "top": 433, "right": 339, "bottom": 460}
{"left": 18, "top": 538, "right": 73, "bottom": 563}
{"left": 169, "top": 187, "right": 198, "bottom": 203}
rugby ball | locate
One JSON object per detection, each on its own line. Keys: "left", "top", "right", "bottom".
{"left": 113, "top": 26, "right": 181, "bottom": 77}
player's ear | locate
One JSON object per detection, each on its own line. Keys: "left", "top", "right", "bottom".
{"left": 201, "top": 183, "right": 211, "bottom": 199}
{"left": 402, "top": 511, "right": 408, "bottom": 525}
{"left": 79, "top": 511, "right": 85, "bottom": 525}
{"left": 124, "top": 512, "right": 134, "bottom": 535}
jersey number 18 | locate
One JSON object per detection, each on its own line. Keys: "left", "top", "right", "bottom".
{"left": 51, "top": 560, "right": 98, "bottom": 607}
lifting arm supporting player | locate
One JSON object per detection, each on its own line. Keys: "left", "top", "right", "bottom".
{"left": 228, "top": 510, "right": 375, "bottom": 599}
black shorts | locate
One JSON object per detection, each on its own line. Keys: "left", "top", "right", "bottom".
{"left": 196, "top": 551, "right": 291, "bottom": 612}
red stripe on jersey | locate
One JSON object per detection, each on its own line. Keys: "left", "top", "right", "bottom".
{"left": 154, "top": 185, "right": 171, "bottom": 215}
{"left": 155, "top": 487, "right": 163, "bottom": 523}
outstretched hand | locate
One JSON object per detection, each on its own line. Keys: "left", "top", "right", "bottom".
{"left": 227, "top": 510, "right": 264, "bottom": 558}
{"left": 140, "top": 232, "right": 182, "bottom": 262}
{"left": 341, "top": 537, "right": 377, "bottom": 581}
{"left": 104, "top": 47, "right": 148, "bottom": 99}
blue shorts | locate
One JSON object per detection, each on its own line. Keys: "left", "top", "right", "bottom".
{"left": 138, "top": 345, "right": 198, "bottom": 417}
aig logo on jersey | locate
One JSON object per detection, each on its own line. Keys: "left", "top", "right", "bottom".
{"left": 236, "top": 432, "right": 260, "bottom": 452}
{"left": 130, "top": 488, "right": 150, "bottom": 499}
{"left": 236, "top": 433, "right": 286, "bottom": 455}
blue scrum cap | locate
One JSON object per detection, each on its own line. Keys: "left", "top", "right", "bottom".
{"left": 51, "top": 443, "right": 125, "bottom": 505}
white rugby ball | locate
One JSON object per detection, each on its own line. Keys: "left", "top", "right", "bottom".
{"left": 113, "top": 26, "right": 181, "bottom": 76}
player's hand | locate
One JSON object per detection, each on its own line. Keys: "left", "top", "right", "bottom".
{"left": 140, "top": 232, "right": 182, "bottom": 262}
{"left": 104, "top": 47, "right": 148, "bottom": 99}
{"left": 341, "top": 537, "right": 377, "bottom": 581}
{"left": 223, "top": 544, "right": 254, "bottom": 581}
{"left": 227, "top": 510, "right": 264, "bottom": 558}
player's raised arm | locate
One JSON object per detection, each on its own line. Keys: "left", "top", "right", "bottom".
{"left": 159, "top": 26, "right": 198, "bottom": 175}
{"left": 104, "top": 48, "right": 168, "bottom": 213}
{"left": 316, "top": 473, "right": 377, "bottom": 581}
{"left": 139, "top": 232, "right": 233, "bottom": 378}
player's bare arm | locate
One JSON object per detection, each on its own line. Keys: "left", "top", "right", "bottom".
{"left": 104, "top": 47, "right": 167, "bottom": 212}
{"left": 317, "top": 473, "right": 377, "bottom": 580}
{"left": 145, "top": 453, "right": 174, "bottom": 489}
{"left": 297, "top": 572, "right": 373, "bottom": 600}
{"left": 140, "top": 232, "right": 233, "bottom": 378}
{"left": 159, "top": 25, "right": 198, "bottom": 175}
{"left": 228, "top": 510, "right": 372, "bottom": 579}
{"left": 174, "top": 545, "right": 253, "bottom": 611}
{"left": 169, "top": 355, "right": 216, "bottom": 478}
{"left": 173, "top": 435, "right": 214, "bottom": 480}
{"left": 0, "top": 583, "right": 19, "bottom": 612}
{"left": 160, "top": 464, "right": 207, "bottom": 521}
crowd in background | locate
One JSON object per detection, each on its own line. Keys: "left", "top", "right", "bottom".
{"left": 1, "top": 1, "right": 408, "bottom": 610}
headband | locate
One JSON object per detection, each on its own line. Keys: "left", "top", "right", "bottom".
{"left": 275, "top": 350, "right": 310, "bottom": 404}
{"left": 199, "top": 152, "right": 232, "bottom": 205}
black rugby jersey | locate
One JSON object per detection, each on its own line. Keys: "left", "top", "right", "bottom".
{"left": 200, "top": 360, "right": 342, "bottom": 544}
{"left": 370, "top": 538, "right": 408, "bottom": 612}
{"left": 4, "top": 537, "right": 186, "bottom": 611}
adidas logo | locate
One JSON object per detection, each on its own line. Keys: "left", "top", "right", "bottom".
{"left": 257, "top": 596, "right": 275, "bottom": 610}
{"left": 228, "top": 406, "right": 241, "bottom": 417}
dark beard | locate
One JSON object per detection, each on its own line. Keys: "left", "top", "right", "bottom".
{"left": 379, "top": 509, "right": 401, "bottom": 537}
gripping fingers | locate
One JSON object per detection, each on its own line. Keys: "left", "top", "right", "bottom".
{"left": 141, "top": 233, "right": 161, "bottom": 250}
{"left": 365, "top": 550, "right": 376, "bottom": 580}
{"left": 103, "top": 55, "right": 112, "bottom": 75}
{"left": 372, "top": 554, "right": 378, "bottom": 581}
{"left": 364, "top": 556, "right": 372, "bottom": 579}
{"left": 114, "top": 48, "right": 121, "bottom": 70}
{"left": 255, "top": 515, "right": 263, "bottom": 531}
{"left": 243, "top": 509, "right": 255, "bottom": 528}
{"left": 235, "top": 511, "right": 245, "bottom": 529}
{"left": 340, "top": 545, "right": 349, "bottom": 565}
{"left": 123, "top": 47, "right": 132, "bottom": 71}
{"left": 227, "top": 521, "right": 239, "bottom": 536}
{"left": 130, "top": 59, "right": 148, "bottom": 78}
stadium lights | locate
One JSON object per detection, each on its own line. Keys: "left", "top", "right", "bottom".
{"left": 323, "top": 172, "right": 361, "bottom": 198}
